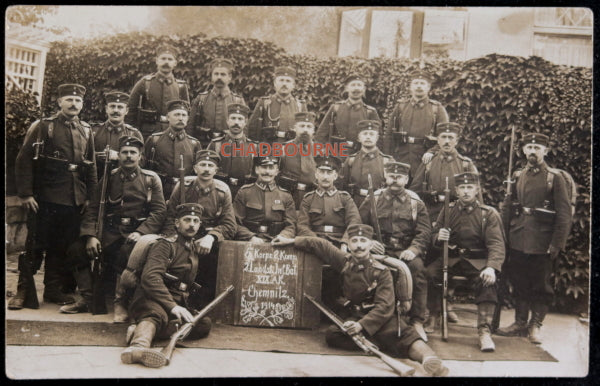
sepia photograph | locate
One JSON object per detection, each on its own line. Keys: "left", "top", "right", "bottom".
{"left": 5, "top": 5, "right": 592, "bottom": 379}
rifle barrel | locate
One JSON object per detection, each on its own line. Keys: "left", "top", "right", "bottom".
{"left": 441, "top": 177, "right": 450, "bottom": 341}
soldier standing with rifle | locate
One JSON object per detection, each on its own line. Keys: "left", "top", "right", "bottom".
{"left": 10, "top": 84, "right": 97, "bottom": 310}
{"left": 496, "top": 133, "right": 572, "bottom": 344}
{"left": 121, "top": 203, "right": 213, "bottom": 367}
{"left": 61, "top": 136, "right": 166, "bottom": 319}
{"left": 272, "top": 224, "right": 448, "bottom": 376}
{"left": 126, "top": 44, "right": 190, "bottom": 139}
{"left": 425, "top": 172, "right": 505, "bottom": 352}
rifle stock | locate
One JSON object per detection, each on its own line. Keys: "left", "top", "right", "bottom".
{"left": 367, "top": 174, "right": 383, "bottom": 243}
{"left": 161, "top": 285, "right": 234, "bottom": 365}
{"left": 441, "top": 177, "right": 450, "bottom": 341}
{"left": 304, "top": 293, "right": 415, "bottom": 377}
{"left": 91, "top": 144, "right": 111, "bottom": 315}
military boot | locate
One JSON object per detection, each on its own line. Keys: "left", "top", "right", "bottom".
{"left": 121, "top": 320, "right": 167, "bottom": 368}
{"left": 8, "top": 272, "right": 37, "bottom": 310}
{"left": 477, "top": 302, "right": 496, "bottom": 352}
{"left": 59, "top": 268, "right": 93, "bottom": 314}
{"left": 528, "top": 303, "right": 548, "bottom": 345}
{"left": 407, "top": 340, "right": 448, "bottom": 377}
{"left": 495, "top": 299, "right": 529, "bottom": 336}
{"left": 113, "top": 274, "right": 130, "bottom": 324}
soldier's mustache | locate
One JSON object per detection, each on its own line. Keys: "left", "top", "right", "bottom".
{"left": 231, "top": 124, "right": 241, "bottom": 129}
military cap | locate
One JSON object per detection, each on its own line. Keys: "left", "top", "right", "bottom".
{"left": 118, "top": 135, "right": 144, "bottom": 150}
{"left": 315, "top": 156, "right": 342, "bottom": 171}
{"left": 195, "top": 149, "right": 221, "bottom": 166}
{"left": 435, "top": 122, "right": 462, "bottom": 136}
{"left": 105, "top": 91, "right": 129, "bottom": 104}
{"left": 384, "top": 162, "right": 410, "bottom": 176}
{"left": 357, "top": 120, "right": 381, "bottom": 133}
{"left": 175, "top": 203, "right": 204, "bottom": 219}
{"left": 254, "top": 156, "right": 279, "bottom": 167}
{"left": 210, "top": 57, "right": 234, "bottom": 72}
{"left": 409, "top": 70, "right": 433, "bottom": 83}
{"left": 522, "top": 132, "right": 549, "bottom": 147}
{"left": 227, "top": 103, "right": 250, "bottom": 117}
{"left": 454, "top": 172, "right": 480, "bottom": 186}
{"left": 274, "top": 66, "right": 296, "bottom": 79}
{"left": 347, "top": 224, "right": 374, "bottom": 239}
{"left": 58, "top": 83, "right": 86, "bottom": 98}
{"left": 156, "top": 44, "right": 179, "bottom": 58}
{"left": 344, "top": 74, "right": 364, "bottom": 85}
{"left": 166, "top": 99, "right": 190, "bottom": 113}
{"left": 294, "top": 112, "right": 317, "bottom": 124}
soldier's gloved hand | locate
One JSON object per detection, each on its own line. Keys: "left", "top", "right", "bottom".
{"left": 109, "top": 150, "right": 119, "bottom": 161}
{"left": 249, "top": 236, "right": 264, "bottom": 244}
{"left": 80, "top": 200, "right": 90, "bottom": 215}
{"left": 195, "top": 235, "right": 214, "bottom": 255}
{"left": 437, "top": 228, "right": 451, "bottom": 242}
{"left": 86, "top": 236, "right": 102, "bottom": 259}
{"left": 171, "top": 305, "right": 194, "bottom": 323}
{"left": 422, "top": 152, "right": 434, "bottom": 164}
{"left": 399, "top": 249, "right": 416, "bottom": 261}
{"left": 343, "top": 320, "right": 363, "bottom": 335}
{"left": 19, "top": 196, "right": 39, "bottom": 213}
{"left": 271, "top": 236, "right": 295, "bottom": 247}
{"left": 480, "top": 267, "right": 496, "bottom": 287}
{"left": 371, "top": 241, "right": 385, "bottom": 255}
{"left": 127, "top": 232, "right": 142, "bottom": 244}
{"left": 547, "top": 245, "right": 560, "bottom": 259}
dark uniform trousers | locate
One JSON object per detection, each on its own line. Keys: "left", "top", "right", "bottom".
{"left": 507, "top": 249, "right": 554, "bottom": 309}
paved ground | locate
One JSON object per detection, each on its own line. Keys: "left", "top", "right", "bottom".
{"left": 5, "top": 254, "right": 590, "bottom": 379}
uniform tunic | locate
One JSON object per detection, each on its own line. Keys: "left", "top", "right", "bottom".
{"left": 384, "top": 98, "right": 448, "bottom": 173}
{"left": 409, "top": 149, "right": 479, "bottom": 222}
{"left": 92, "top": 120, "right": 143, "bottom": 176}
{"left": 338, "top": 148, "right": 392, "bottom": 208}
{"left": 126, "top": 72, "right": 190, "bottom": 138}
{"left": 207, "top": 134, "right": 256, "bottom": 198}
{"left": 315, "top": 100, "right": 380, "bottom": 146}
{"left": 279, "top": 139, "right": 317, "bottom": 208}
{"left": 233, "top": 181, "right": 297, "bottom": 240}
{"left": 247, "top": 94, "right": 307, "bottom": 142}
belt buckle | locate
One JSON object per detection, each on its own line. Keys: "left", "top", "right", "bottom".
{"left": 67, "top": 164, "right": 78, "bottom": 172}
{"left": 276, "top": 131, "right": 286, "bottom": 138}
{"left": 359, "top": 189, "right": 369, "bottom": 196}
{"left": 323, "top": 225, "right": 333, "bottom": 233}
{"left": 179, "top": 282, "right": 187, "bottom": 291}
{"left": 297, "top": 183, "right": 307, "bottom": 190}
{"left": 259, "top": 225, "right": 268, "bottom": 233}
{"left": 121, "top": 218, "right": 131, "bottom": 226}
{"left": 438, "top": 194, "right": 446, "bottom": 202}
{"left": 346, "top": 141, "right": 354, "bottom": 147}
{"left": 212, "top": 132, "right": 221, "bottom": 138}
{"left": 160, "top": 115, "right": 168, "bottom": 123}
{"left": 523, "top": 207, "right": 532, "bottom": 215}
{"left": 229, "top": 177, "right": 239, "bottom": 186}
{"left": 408, "top": 137, "right": 415, "bottom": 144}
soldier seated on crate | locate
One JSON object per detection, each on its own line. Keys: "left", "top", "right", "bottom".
{"left": 272, "top": 224, "right": 449, "bottom": 376}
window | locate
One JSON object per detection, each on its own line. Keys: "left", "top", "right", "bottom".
{"left": 6, "top": 45, "right": 41, "bottom": 93}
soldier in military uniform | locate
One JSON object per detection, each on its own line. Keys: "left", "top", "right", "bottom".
{"left": 92, "top": 91, "right": 143, "bottom": 176}
{"left": 233, "top": 156, "right": 297, "bottom": 243}
{"left": 338, "top": 120, "right": 393, "bottom": 208}
{"left": 126, "top": 44, "right": 190, "bottom": 139}
{"left": 10, "top": 84, "right": 97, "bottom": 309}
{"left": 496, "top": 133, "right": 572, "bottom": 344}
{"left": 315, "top": 74, "right": 381, "bottom": 153}
{"left": 144, "top": 100, "right": 202, "bottom": 200}
{"left": 247, "top": 66, "right": 307, "bottom": 144}
{"left": 359, "top": 162, "right": 432, "bottom": 341}
{"left": 426, "top": 172, "right": 505, "bottom": 352}
{"left": 59, "top": 136, "right": 166, "bottom": 318}
{"left": 410, "top": 122, "right": 481, "bottom": 224}
{"left": 189, "top": 58, "right": 247, "bottom": 147}
{"left": 121, "top": 203, "right": 212, "bottom": 368}
{"left": 161, "top": 149, "right": 236, "bottom": 305}
{"left": 384, "top": 70, "right": 449, "bottom": 176}
{"left": 272, "top": 224, "right": 448, "bottom": 376}
{"left": 207, "top": 103, "right": 256, "bottom": 199}
{"left": 278, "top": 112, "right": 318, "bottom": 209}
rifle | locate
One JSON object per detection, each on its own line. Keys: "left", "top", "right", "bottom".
{"left": 160, "top": 285, "right": 234, "bottom": 366}
{"left": 179, "top": 154, "right": 185, "bottom": 204}
{"left": 441, "top": 177, "right": 450, "bottom": 341}
{"left": 367, "top": 174, "right": 383, "bottom": 243}
{"left": 91, "top": 144, "right": 111, "bottom": 315}
{"left": 491, "top": 125, "right": 516, "bottom": 332}
{"left": 304, "top": 293, "right": 415, "bottom": 377}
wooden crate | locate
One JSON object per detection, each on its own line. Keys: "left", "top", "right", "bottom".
{"left": 215, "top": 240, "right": 322, "bottom": 329}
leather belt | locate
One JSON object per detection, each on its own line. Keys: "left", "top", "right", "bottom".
{"left": 159, "top": 115, "right": 168, "bottom": 123}
{"left": 312, "top": 225, "right": 345, "bottom": 234}
{"left": 522, "top": 207, "right": 533, "bottom": 215}
{"left": 351, "top": 186, "right": 369, "bottom": 197}
{"left": 407, "top": 136, "right": 424, "bottom": 144}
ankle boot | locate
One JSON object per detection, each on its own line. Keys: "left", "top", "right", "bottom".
{"left": 477, "top": 302, "right": 496, "bottom": 352}
{"left": 496, "top": 298, "right": 529, "bottom": 336}
{"left": 8, "top": 269, "right": 39, "bottom": 310}
{"left": 113, "top": 274, "right": 130, "bottom": 323}
{"left": 60, "top": 268, "right": 93, "bottom": 314}
{"left": 528, "top": 303, "right": 547, "bottom": 344}
{"left": 121, "top": 320, "right": 167, "bottom": 368}
{"left": 407, "top": 340, "right": 448, "bottom": 377}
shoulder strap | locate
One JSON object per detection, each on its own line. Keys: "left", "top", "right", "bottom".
{"left": 462, "top": 159, "right": 470, "bottom": 172}
{"left": 410, "top": 197, "right": 418, "bottom": 222}
{"left": 47, "top": 120, "right": 54, "bottom": 140}
{"left": 546, "top": 169, "right": 555, "bottom": 197}
{"left": 480, "top": 206, "right": 489, "bottom": 235}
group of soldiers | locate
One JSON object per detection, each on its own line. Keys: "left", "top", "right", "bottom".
{"left": 9, "top": 42, "right": 572, "bottom": 375}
